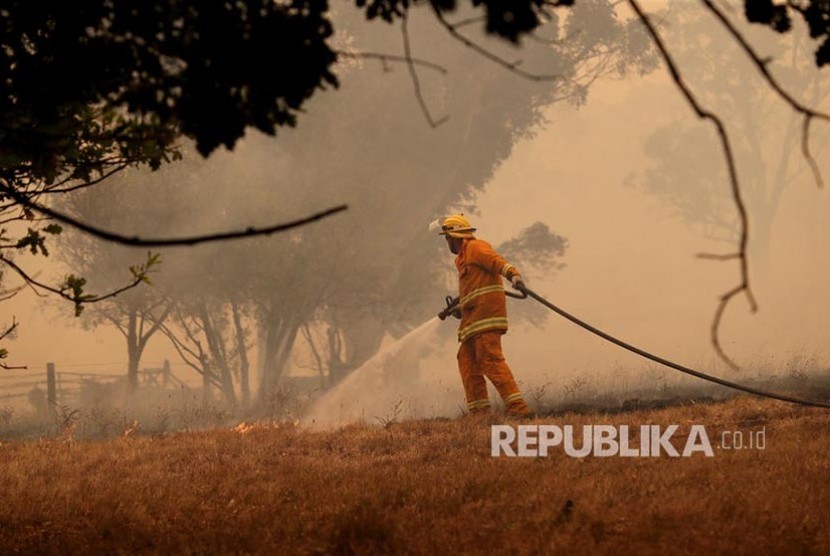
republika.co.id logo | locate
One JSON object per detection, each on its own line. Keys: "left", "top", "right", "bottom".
{"left": 491, "top": 424, "right": 766, "bottom": 458}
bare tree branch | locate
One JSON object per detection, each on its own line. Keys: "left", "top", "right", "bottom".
{"left": 0, "top": 162, "right": 136, "bottom": 212}
{"left": 0, "top": 215, "right": 50, "bottom": 226}
{"left": 697, "top": 252, "right": 741, "bottom": 261}
{"left": 710, "top": 283, "right": 748, "bottom": 368}
{"left": 627, "top": 0, "right": 756, "bottom": 370}
{"left": 176, "top": 308, "right": 208, "bottom": 353}
{"left": 700, "top": 0, "right": 828, "bottom": 189}
{"left": 701, "top": 0, "right": 830, "bottom": 121}
{"left": 161, "top": 322, "right": 202, "bottom": 363}
{"left": 157, "top": 321, "right": 221, "bottom": 388}
{"left": 0, "top": 183, "right": 348, "bottom": 247}
{"left": 21, "top": 274, "right": 49, "bottom": 299}
{"left": 0, "top": 318, "right": 26, "bottom": 370}
{"left": 335, "top": 50, "right": 448, "bottom": 75}
{"left": 41, "top": 162, "right": 132, "bottom": 195}
{"left": 159, "top": 323, "right": 202, "bottom": 374}
{"left": 447, "top": 15, "right": 487, "bottom": 30}
{"left": 430, "top": 4, "right": 564, "bottom": 82}
{"left": 0, "top": 255, "right": 144, "bottom": 309}
{"left": 402, "top": 11, "right": 449, "bottom": 128}
{"left": 138, "top": 302, "right": 174, "bottom": 352}
{"left": 157, "top": 306, "right": 220, "bottom": 385}
{"left": 105, "top": 313, "right": 129, "bottom": 338}
{"left": 0, "top": 362, "right": 26, "bottom": 370}
{"left": 0, "top": 282, "right": 26, "bottom": 302}
{"left": 301, "top": 322, "right": 327, "bottom": 384}
{"left": 0, "top": 317, "right": 18, "bottom": 342}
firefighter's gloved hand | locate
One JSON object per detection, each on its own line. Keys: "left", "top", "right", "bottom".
{"left": 450, "top": 307, "right": 462, "bottom": 319}
{"left": 510, "top": 275, "right": 526, "bottom": 291}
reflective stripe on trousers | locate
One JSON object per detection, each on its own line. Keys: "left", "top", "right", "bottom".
{"left": 456, "top": 330, "right": 532, "bottom": 415}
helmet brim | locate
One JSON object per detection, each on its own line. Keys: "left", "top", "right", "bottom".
{"left": 440, "top": 228, "right": 476, "bottom": 239}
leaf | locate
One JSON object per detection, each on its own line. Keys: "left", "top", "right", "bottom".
{"left": 15, "top": 229, "right": 49, "bottom": 256}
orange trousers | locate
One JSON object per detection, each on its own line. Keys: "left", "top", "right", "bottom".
{"left": 456, "top": 330, "right": 532, "bottom": 416}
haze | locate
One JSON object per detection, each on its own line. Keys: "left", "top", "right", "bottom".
{"left": 4, "top": 1, "right": 829, "bottom": 421}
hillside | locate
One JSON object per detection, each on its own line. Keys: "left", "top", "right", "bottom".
{"left": 0, "top": 397, "right": 827, "bottom": 554}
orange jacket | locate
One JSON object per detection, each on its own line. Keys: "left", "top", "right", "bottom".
{"left": 454, "top": 238, "right": 522, "bottom": 343}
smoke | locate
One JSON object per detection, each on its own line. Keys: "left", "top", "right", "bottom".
{"left": 3, "top": 1, "right": 829, "bottom": 429}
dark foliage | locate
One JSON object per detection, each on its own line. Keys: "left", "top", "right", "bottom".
{"left": 356, "top": 0, "right": 574, "bottom": 42}
{"left": 0, "top": 0, "right": 337, "bottom": 184}
{"left": 745, "top": 0, "right": 830, "bottom": 66}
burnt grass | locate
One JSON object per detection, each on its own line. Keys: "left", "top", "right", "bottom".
{"left": 0, "top": 395, "right": 828, "bottom": 554}
{"left": 545, "top": 370, "right": 830, "bottom": 416}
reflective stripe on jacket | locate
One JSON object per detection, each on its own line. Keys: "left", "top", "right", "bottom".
{"left": 455, "top": 238, "right": 521, "bottom": 343}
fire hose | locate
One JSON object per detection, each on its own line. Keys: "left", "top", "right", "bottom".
{"left": 439, "top": 285, "right": 830, "bottom": 409}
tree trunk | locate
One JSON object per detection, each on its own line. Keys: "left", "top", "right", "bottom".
{"left": 326, "top": 312, "right": 386, "bottom": 386}
{"left": 126, "top": 309, "right": 140, "bottom": 394}
{"left": 258, "top": 310, "right": 301, "bottom": 399}
{"left": 231, "top": 301, "right": 251, "bottom": 407}
{"left": 198, "top": 303, "right": 236, "bottom": 407}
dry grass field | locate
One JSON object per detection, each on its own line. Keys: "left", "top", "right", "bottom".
{"left": 0, "top": 396, "right": 828, "bottom": 555}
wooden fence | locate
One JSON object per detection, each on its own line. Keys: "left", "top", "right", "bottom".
{"left": 0, "top": 360, "right": 187, "bottom": 409}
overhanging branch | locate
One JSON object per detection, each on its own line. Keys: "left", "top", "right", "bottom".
{"left": 0, "top": 255, "right": 144, "bottom": 309}
{"left": 402, "top": 11, "right": 449, "bottom": 128}
{"left": 627, "top": 0, "right": 756, "bottom": 370}
{"left": 0, "top": 183, "right": 347, "bottom": 248}
{"left": 335, "top": 50, "right": 448, "bottom": 74}
{"left": 430, "top": 4, "right": 564, "bottom": 82}
{"left": 0, "top": 318, "right": 26, "bottom": 370}
{"left": 700, "top": 0, "right": 828, "bottom": 189}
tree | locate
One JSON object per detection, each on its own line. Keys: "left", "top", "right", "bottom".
{"left": 158, "top": 300, "right": 246, "bottom": 407}
{"left": 54, "top": 176, "right": 177, "bottom": 390}
{"left": 59, "top": 156, "right": 256, "bottom": 403}
{"left": 627, "top": 4, "right": 829, "bottom": 269}
{"left": 2, "top": 0, "right": 829, "bottom": 372}
{"left": 87, "top": 291, "right": 172, "bottom": 394}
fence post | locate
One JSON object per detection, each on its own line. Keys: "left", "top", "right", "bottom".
{"left": 163, "top": 359, "right": 171, "bottom": 387}
{"left": 46, "top": 362, "right": 57, "bottom": 408}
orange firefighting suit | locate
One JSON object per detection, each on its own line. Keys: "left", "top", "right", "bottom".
{"left": 454, "top": 238, "right": 532, "bottom": 416}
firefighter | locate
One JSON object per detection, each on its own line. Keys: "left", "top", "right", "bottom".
{"left": 437, "top": 214, "right": 534, "bottom": 418}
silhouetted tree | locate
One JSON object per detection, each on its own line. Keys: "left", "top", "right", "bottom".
{"left": 627, "top": 5, "right": 829, "bottom": 268}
